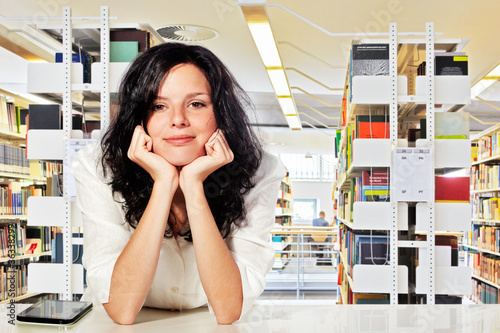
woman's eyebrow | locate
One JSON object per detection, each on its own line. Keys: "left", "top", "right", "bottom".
{"left": 185, "top": 92, "right": 210, "bottom": 99}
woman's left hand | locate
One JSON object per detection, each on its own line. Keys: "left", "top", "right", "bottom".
{"left": 179, "top": 129, "right": 234, "bottom": 191}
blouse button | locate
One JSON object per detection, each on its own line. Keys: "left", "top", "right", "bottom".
{"left": 171, "top": 287, "right": 179, "bottom": 293}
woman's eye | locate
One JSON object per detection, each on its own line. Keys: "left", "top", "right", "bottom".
{"left": 152, "top": 104, "right": 166, "bottom": 112}
{"left": 189, "top": 102, "right": 206, "bottom": 109}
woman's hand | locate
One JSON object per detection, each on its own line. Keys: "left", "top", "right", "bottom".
{"left": 127, "top": 125, "right": 178, "bottom": 185}
{"left": 179, "top": 129, "right": 234, "bottom": 191}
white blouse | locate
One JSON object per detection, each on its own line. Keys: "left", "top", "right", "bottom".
{"left": 71, "top": 141, "right": 285, "bottom": 319}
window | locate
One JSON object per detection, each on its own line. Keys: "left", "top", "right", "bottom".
{"left": 292, "top": 198, "right": 317, "bottom": 224}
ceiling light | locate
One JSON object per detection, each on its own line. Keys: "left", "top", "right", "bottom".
{"left": 471, "top": 63, "right": 500, "bottom": 99}
{"left": 285, "top": 115, "right": 302, "bottom": 130}
{"left": 248, "top": 23, "right": 282, "bottom": 67}
{"left": 267, "top": 69, "right": 291, "bottom": 96}
{"left": 238, "top": 0, "right": 302, "bottom": 130}
{"left": 277, "top": 97, "right": 297, "bottom": 116}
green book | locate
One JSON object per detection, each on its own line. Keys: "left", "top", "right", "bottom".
{"left": 110, "top": 41, "right": 139, "bottom": 62}
{"left": 15, "top": 106, "right": 21, "bottom": 134}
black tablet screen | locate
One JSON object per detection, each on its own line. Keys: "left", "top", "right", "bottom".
{"left": 17, "top": 300, "right": 92, "bottom": 325}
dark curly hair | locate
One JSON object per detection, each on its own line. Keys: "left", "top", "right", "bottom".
{"left": 100, "top": 42, "right": 263, "bottom": 241}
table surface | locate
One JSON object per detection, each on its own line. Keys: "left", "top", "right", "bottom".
{"left": 2, "top": 301, "right": 500, "bottom": 332}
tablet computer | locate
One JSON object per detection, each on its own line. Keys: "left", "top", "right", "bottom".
{"left": 16, "top": 300, "right": 93, "bottom": 325}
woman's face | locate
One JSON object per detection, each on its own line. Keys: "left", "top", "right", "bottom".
{"left": 146, "top": 63, "right": 217, "bottom": 166}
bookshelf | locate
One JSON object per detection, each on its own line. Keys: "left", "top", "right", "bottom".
{"left": 22, "top": 6, "right": 160, "bottom": 301}
{"left": 22, "top": 6, "right": 124, "bottom": 300}
{"left": 335, "top": 23, "right": 472, "bottom": 305}
{"left": 273, "top": 172, "right": 293, "bottom": 269}
{"left": 0, "top": 91, "right": 59, "bottom": 303}
{"left": 465, "top": 126, "right": 500, "bottom": 303}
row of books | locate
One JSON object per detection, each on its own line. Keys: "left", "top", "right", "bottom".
{"left": 340, "top": 227, "right": 390, "bottom": 279}
{"left": 351, "top": 44, "right": 468, "bottom": 77}
{"left": 476, "top": 131, "right": 500, "bottom": 161}
{"left": 336, "top": 112, "right": 469, "bottom": 181}
{"left": 337, "top": 262, "right": 389, "bottom": 304}
{"left": 466, "top": 252, "right": 500, "bottom": 285}
{"left": 0, "top": 95, "right": 23, "bottom": 135}
{"left": 276, "top": 198, "right": 291, "bottom": 209}
{"left": 338, "top": 170, "right": 390, "bottom": 222}
{"left": 278, "top": 182, "right": 292, "bottom": 200}
{"left": 472, "top": 196, "right": 500, "bottom": 221}
{"left": 338, "top": 174, "right": 469, "bottom": 223}
{"left": 0, "top": 183, "right": 46, "bottom": 215}
{"left": 0, "top": 143, "right": 30, "bottom": 175}
{"left": 275, "top": 215, "right": 292, "bottom": 226}
{"left": 470, "top": 164, "right": 500, "bottom": 191}
{"left": 471, "top": 279, "right": 500, "bottom": 304}
{"left": 0, "top": 223, "right": 56, "bottom": 259}
{"left": 0, "top": 263, "right": 27, "bottom": 302}
{"left": 465, "top": 225, "right": 500, "bottom": 253}
{"left": 0, "top": 221, "right": 26, "bottom": 257}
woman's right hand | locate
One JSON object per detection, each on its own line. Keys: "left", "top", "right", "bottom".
{"left": 127, "top": 125, "right": 178, "bottom": 185}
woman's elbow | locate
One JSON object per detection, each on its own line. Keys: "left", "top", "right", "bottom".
{"left": 215, "top": 308, "right": 241, "bottom": 325}
{"left": 103, "top": 303, "right": 138, "bottom": 325}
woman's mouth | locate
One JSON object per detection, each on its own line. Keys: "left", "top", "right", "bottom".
{"left": 165, "top": 135, "right": 195, "bottom": 145}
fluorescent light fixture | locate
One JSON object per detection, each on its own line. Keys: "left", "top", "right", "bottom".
{"left": 471, "top": 63, "right": 500, "bottom": 99}
{"left": 285, "top": 115, "right": 302, "bottom": 130}
{"left": 277, "top": 97, "right": 297, "bottom": 116}
{"left": 239, "top": 1, "right": 302, "bottom": 130}
{"left": 268, "top": 69, "right": 291, "bottom": 97}
{"left": 248, "top": 23, "right": 281, "bottom": 67}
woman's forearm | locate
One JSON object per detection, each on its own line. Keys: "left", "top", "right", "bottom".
{"left": 103, "top": 180, "right": 176, "bottom": 325}
{"left": 184, "top": 183, "right": 243, "bottom": 325}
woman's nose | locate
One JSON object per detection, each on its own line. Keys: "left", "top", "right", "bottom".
{"left": 169, "top": 106, "right": 189, "bottom": 128}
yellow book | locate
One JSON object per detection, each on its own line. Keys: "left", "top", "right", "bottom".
{"left": 471, "top": 146, "right": 478, "bottom": 163}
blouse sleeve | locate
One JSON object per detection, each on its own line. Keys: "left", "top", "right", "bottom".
{"left": 71, "top": 142, "right": 132, "bottom": 304}
{"left": 224, "top": 152, "right": 286, "bottom": 319}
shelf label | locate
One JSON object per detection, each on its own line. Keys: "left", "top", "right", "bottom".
{"left": 393, "top": 147, "right": 433, "bottom": 202}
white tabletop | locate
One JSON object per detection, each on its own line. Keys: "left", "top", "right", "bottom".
{"left": 2, "top": 301, "right": 500, "bottom": 332}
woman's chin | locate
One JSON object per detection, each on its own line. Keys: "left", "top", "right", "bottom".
{"left": 165, "top": 155, "right": 199, "bottom": 167}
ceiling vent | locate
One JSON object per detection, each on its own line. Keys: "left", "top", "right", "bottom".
{"left": 156, "top": 25, "right": 218, "bottom": 42}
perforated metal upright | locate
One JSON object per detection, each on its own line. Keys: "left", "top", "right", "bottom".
{"left": 61, "top": 6, "right": 73, "bottom": 301}
{"left": 100, "top": 6, "right": 110, "bottom": 131}
{"left": 59, "top": 5, "right": 111, "bottom": 301}
{"left": 425, "top": 22, "right": 436, "bottom": 305}
{"left": 388, "top": 22, "right": 399, "bottom": 305}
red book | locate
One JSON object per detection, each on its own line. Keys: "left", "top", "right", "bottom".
{"left": 435, "top": 176, "right": 470, "bottom": 203}
{"left": 356, "top": 115, "right": 390, "bottom": 139}
{"left": 362, "top": 170, "right": 389, "bottom": 186}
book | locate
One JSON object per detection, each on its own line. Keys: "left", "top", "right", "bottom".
{"left": 362, "top": 170, "right": 389, "bottom": 187}
{"left": 28, "top": 104, "right": 61, "bottom": 130}
{"left": 55, "top": 52, "right": 93, "bottom": 83}
{"left": 435, "top": 53, "right": 468, "bottom": 76}
{"left": 110, "top": 30, "right": 150, "bottom": 52}
{"left": 352, "top": 44, "right": 389, "bottom": 76}
{"left": 356, "top": 115, "right": 390, "bottom": 139}
{"left": 110, "top": 41, "right": 139, "bottom": 62}
{"left": 359, "top": 242, "right": 389, "bottom": 265}
{"left": 435, "top": 176, "right": 470, "bottom": 203}
{"left": 435, "top": 112, "right": 469, "bottom": 139}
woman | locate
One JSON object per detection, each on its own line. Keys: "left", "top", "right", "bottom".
{"left": 71, "top": 42, "right": 285, "bottom": 325}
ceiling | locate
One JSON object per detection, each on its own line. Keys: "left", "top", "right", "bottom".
{"left": 1, "top": 0, "right": 500, "bottom": 154}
